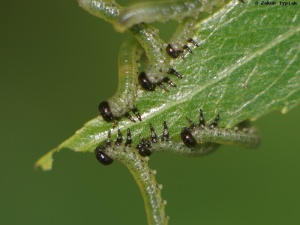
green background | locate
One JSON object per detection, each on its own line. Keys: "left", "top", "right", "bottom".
{"left": 1, "top": 1, "right": 300, "bottom": 225}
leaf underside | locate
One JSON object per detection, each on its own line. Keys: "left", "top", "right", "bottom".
{"left": 36, "top": 1, "right": 300, "bottom": 171}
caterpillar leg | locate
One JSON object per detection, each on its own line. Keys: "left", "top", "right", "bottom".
{"left": 181, "top": 109, "right": 261, "bottom": 148}
{"left": 98, "top": 39, "right": 143, "bottom": 122}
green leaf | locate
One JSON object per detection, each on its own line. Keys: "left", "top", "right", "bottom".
{"left": 35, "top": 1, "right": 300, "bottom": 170}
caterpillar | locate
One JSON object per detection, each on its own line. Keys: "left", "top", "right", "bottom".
{"left": 95, "top": 129, "right": 168, "bottom": 225}
{"left": 114, "top": 0, "right": 227, "bottom": 32}
{"left": 181, "top": 109, "right": 260, "bottom": 148}
{"left": 98, "top": 39, "right": 143, "bottom": 122}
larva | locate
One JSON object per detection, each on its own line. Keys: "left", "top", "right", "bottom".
{"left": 114, "top": 0, "right": 226, "bottom": 32}
{"left": 181, "top": 109, "right": 260, "bottom": 148}
{"left": 95, "top": 129, "right": 168, "bottom": 225}
{"left": 98, "top": 39, "right": 143, "bottom": 122}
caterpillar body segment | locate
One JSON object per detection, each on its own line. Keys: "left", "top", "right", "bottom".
{"left": 77, "top": 0, "right": 120, "bottom": 23}
{"left": 114, "top": 0, "right": 226, "bottom": 32}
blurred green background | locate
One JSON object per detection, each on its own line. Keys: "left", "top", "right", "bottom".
{"left": 1, "top": 1, "right": 300, "bottom": 225}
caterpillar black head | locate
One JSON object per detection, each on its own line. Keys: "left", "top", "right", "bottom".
{"left": 180, "top": 127, "right": 197, "bottom": 148}
{"left": 95, "top": 146, "right": 113, "bottom": 165}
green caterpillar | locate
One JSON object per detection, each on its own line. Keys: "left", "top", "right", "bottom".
{"left": 180, "top": 109, "right": 260, "bottom": 148}
{"left": 98, "top": 39, "right": 143, "bottom": 122}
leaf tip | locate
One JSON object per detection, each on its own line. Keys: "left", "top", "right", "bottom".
{"left": 34, "top": 149, "right": 56, "bottom": 171}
